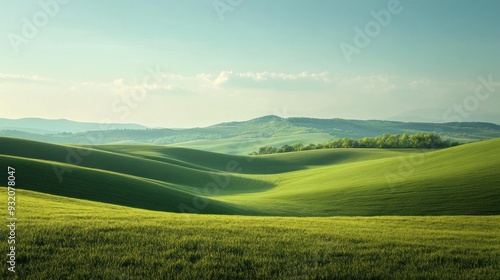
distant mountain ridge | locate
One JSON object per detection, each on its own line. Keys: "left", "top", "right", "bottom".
{"left": 0, "top": 118, "right": 148, "bottom": 134}
{"left": 1, "top": 116, "right": 499, "bottom": 153}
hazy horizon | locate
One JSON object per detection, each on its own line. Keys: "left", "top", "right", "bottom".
{"left": 1, "top": 1, "right": 499, "bottom": 128}
{"left": 2, "top": 113, "right": 500, "bottom": 131}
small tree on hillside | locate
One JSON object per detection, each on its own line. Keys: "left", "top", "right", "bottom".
{"left": 292, "top": 142, "right": 304, "bottom": 151}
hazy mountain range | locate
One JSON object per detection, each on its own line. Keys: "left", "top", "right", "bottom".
{"left": 0, "top": 118, "right": 147, "bottom": 134}
{"left": 1, "top": 116, "right": 499, "bottom": 153}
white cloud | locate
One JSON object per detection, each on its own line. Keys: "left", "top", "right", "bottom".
{"left": 409, "top": 78, "right": 431, "bottom": 88}
{"left": 113, "top": 79, "right": 124, "bottom": 86}
{"left": 337, "top": 75, "right": 396, "bottom": 94}
{"left": 0, "top": 73, "right": 52, "bottom": 82}
{"left": 236, "top": 71, "right": 330, "bottom": 81}
{"left": 212, "top": 71, "right": 232, "bottom": 87}
{"left": 117, "top": 81, "right": 175, "bottom": 96}
{"left": 62, "top": 72, "right": 409, "bottom": 100}
{"left": 154, "top": 71, "right": 331, "bottom": 91}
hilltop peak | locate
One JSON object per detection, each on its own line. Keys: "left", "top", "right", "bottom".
{"left": 211, "top": 115, "right": 285, "bottom": 127}
{"left": 250, "top": 115, "right": 285, "bottom": 122}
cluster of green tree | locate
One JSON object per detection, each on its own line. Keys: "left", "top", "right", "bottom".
{"left": 251, "top": 133, "right": 460, "bottom": 155}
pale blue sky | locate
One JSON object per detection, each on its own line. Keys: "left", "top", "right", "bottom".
{"left": 1, "top": 0, "right": 499, "bottom": 127}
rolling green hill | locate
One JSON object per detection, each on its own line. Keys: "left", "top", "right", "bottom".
{"left": 1, "top": 137, "right": 499, "bottom": 216}
{"left": 170, "top": 133, "right": 334, "bottom": 154}
{"left": 215, "top": 139, "right": 500, "bottom": 216}
{"left": 0, "top": 137, "right": 265, "bottom": 215}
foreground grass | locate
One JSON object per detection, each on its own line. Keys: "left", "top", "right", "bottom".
{"left": 1, "top": 189, "right": 499, "bottom": 279}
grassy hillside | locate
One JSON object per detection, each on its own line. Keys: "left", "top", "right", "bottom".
{"left": 0, "top": 137, "right": 263, "bottom": 215}
{"left": 215, "top": 139, "right": 500, "bottom": 216}
{"left": 170, "top": 133, "right": 333, "bottom": 154}
{"left": 0, "top": 137, "right": 499, "bottom": 216}
{"left": 0, "top": 189, "right": 499, "bottom": 279}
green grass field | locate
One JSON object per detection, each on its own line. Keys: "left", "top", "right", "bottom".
{"left": 1, "top": 137, "right": 499, "bottom": 278}
{"left": 1, "top": 190, "right": 499, "bottom": 279}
